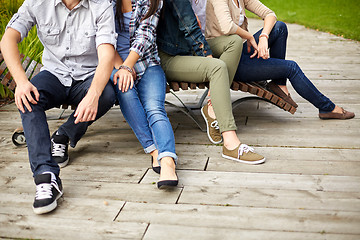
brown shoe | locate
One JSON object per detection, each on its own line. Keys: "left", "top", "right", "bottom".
{"left": 201, "top": 104, "right": 222, "bottom": 144}
{"left": 267, "top": 81, "right": 298, "bottom": 108}
{"left": 319, "top": 107, "right": 355, "bottom": 120}
{"left": 222, "top": 143, "right": 265, "bottom": 165}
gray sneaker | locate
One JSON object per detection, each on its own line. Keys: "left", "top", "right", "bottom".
{"left": 201, "top": 104, "right": 223, "bottom": 144}
{"left": 222, "top": 143, "right": 265, "bottom": 164}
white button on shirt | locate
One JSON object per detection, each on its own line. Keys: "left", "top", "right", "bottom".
{"left": 7, "top": 0, "right": 117, "bottom": 87}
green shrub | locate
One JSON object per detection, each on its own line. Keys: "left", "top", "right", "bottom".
{"left": 0, "top": 0, "right": 43, "bottom": 99}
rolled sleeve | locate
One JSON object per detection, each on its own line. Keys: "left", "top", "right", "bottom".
{"left": 95, "top": 4, "right": 117, "bottom": 49}
{"left": 6, "top": 0, "right": 36, "bottom": 41}
{"left": 245, "top": 0, "right": 276, "bottom": 20}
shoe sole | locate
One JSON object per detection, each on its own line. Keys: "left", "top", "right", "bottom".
{"left": 57, "top": 157, "right": 69, "bottom": 168}
{"left": 33, "top": 191, "right": 63, "bottom": 215}
{"left": 200, "top": 107, "right": 223, "bottom": 144}
{"left": 222, "top": 153, "right": 266, "bottom": 165}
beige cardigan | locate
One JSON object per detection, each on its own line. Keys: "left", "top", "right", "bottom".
{"left": 205, "top": 0, "right": 276, "bottom": 39}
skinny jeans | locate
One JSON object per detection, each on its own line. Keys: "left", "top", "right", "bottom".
{"left": 111, "top": 65, "right": 177, "bottom": 165}
{"left": 159, "top": 35, "right": 243, "bottom": 132}
{"left": 235, "top": 21, "right": 335, "bottom": 112}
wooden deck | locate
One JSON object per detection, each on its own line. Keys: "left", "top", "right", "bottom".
{"left": 1, "top": 20, "right": 360, "bottom": 239}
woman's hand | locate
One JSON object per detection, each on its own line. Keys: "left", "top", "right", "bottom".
{"left": 247, "top": 36, "right": 258, "bottom": 58}
{"left": 257, "top": 36, "right": 269, "bottom": 59}
{"left": 112, "top": 68, "right": 134, "bottom": 93}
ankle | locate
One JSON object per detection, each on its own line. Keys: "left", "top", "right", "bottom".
{"left": 207, "top": 102, "right": 216, "bottom": 119}
{"left": 150, "top": 150, "right": 159, "bottom": 166}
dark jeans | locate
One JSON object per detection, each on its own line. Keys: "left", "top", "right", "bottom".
{"left": 20, "top": 70, "right": 115, "bottom": 177}
{"left": 235, "top": 21, "right": 335, "bottom": 113}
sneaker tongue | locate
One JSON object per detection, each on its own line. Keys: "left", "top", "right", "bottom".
{"left": 52, "top": 134, "right": 68, "bottom": 144}
{"left": 34, "top": 173, "right": 51, "bottom": 185}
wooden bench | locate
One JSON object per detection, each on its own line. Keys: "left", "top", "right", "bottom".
{"left": 1, "top": 51, "right": 297, "bottom": 145}
{"left": 165, "top": 80, "right": 297, "bottom": 131}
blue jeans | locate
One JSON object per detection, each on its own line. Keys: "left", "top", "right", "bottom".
{"left": 235, "top": 21, "right": 335, "bottom": 113}
{"left": 111, "top": 65, "right": 177, "bottom": 165}
{"left": 21, "top": 70, "right": 116, "bottom": 177}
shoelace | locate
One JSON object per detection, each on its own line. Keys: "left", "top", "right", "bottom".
{"left": 35, "top": 180, "right": 62, "bottom": 200}
{"left": 238, "top": 144, "right": 254, "bottom": 157}
{"left": 210, "top": 120, "right": 220, "bottom": 130}
{"left": 52, "top": 139, "right": 66, "bottom": 157}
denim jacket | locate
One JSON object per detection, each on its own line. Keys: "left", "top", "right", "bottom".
{"left": 157, "top": 0, "right": 212, "bottom": 57}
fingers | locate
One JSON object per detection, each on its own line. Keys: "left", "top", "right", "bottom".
{"left": 117, "top": 71, "right": 133, "bottom": 92}
{"left": 113, "top": 73, "right": 118, "bottom": 85}
{"left": 15, "top": 94, "right": 25, "bottom": 113}
{"left": 247, "top": 41, "right": 251, "bottom": 53}
{"left": 250, "top": 50, "right": 258, "bottom": 58}
{"left": 74, "top": 107, "right": 97, "bottom": 124}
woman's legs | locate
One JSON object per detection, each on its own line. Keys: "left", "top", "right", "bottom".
{"left": 136, "top": 66, "right": 177, "bottom": 162}
{"left": 159, "top": 51, "right": 265, "bottom": 164}
{"left": 207, "top": 34, "right": 243, "bottom": 85}
{"left": 159, "top": 51, "right": 236, "bottom": 132}
{"left": 235, "top": 21, "right": 335, "bottom": 112}
{"left": 111, "top": 69, "right": 157, "bottom": 154}
{"left": 136, "top": 65, "right": 177, "bottom": 182}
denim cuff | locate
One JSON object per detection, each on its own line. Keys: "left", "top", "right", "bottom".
{"left": 144, "top": 144, "right": 157, "bottom": 154}
{"left": 158, "top": 151, "right": 178, "bottom": 166}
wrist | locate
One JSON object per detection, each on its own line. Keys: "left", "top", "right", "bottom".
{"left": 118, "top": 65, "right": 134, "bottom": 75}
{"left": 259, "top": 32, "right": 269, "bottom": 39}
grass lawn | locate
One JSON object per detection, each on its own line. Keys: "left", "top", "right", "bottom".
{"left": 246, "top": 0, "right": 360, "bottom": 41}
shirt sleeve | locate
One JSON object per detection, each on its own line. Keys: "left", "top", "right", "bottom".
{"left": 244, "top": 0, "right": 277, "bottom": 20}
{"left": 95, "top": 2, "right": 117, "bottom": 49}
{"left": 130, "top": 0, "right": 162, "bottom": 58}
{"left": 209, "top": 0, "right": 239, "bottom": 35}
{"left": 6, "top": 0, "right": 36, "bottom": 41}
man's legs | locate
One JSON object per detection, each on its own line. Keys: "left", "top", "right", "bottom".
{"left": 20, "top": 70, "right": 67, "bottom": 214}
{"left": 56, "top": 75, "right": 116, "bottom": 148}
{"left": 21, "top": 70, "right": 67, "bottom": 177}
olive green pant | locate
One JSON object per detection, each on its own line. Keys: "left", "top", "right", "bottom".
{"left": 159, "top": 35, "right": 243, "bottom": 132}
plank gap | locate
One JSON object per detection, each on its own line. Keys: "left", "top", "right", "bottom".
{"left": 141, "top": 223, "right": 150, "bottom": 240}
{"left": 175, "top": 187, "right": 184, "bottom": 204}
{"left": 113, "top": 201, "right": 127, "bottom": 221}
{"left": 204, "top": 157, "right": 210, "bottom": 171}
{"left": 138, "top": 168, "right": 149, "bottom": 184}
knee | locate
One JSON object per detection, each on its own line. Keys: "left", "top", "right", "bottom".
{"left": 226, "top": 34, "right": 243, "bottom": 52}
{"left": 274, "top": 21, "right": 288, "bottom": 37}
{"left": 286, "top": 60, "right": 300, "bottom": 75}
{"left": 100, "top": 84, "right": 116, "bottom": 107}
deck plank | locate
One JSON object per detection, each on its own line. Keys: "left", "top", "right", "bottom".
{"left": 0, "top": 19, "right": 360, "bottom": 239}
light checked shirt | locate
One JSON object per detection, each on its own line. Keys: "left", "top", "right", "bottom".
{"left": 7, "top": 0, "right": 117, "bottom": 86}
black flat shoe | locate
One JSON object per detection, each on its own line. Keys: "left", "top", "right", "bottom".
{"left": 157, "top": 179, "right": 178, "bottom": 189}
{"left": 151, "top": 156, "right": 161, "bottom": 174}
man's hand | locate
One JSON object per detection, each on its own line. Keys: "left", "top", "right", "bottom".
{"left": 15, "top": 81, "right": 40, "bottom": 113}
{"left": 73, "top": 92, "right": 99, "bottom": 124}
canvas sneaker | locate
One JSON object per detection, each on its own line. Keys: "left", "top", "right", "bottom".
{"left": 51, "top": 131, "right": 69, "bottom": 168}
{"left": 33, "top": 172, "right": 63, "bottom": 214}
{"left": 222, "top": 143, "right": 266, "bottom": 164}
{"left": 201, "top": 104, "right": 223, "bottom": 144}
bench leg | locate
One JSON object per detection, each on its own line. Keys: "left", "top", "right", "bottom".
{"left": 165, "top": 90, "right": 207, "bottom": 132}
